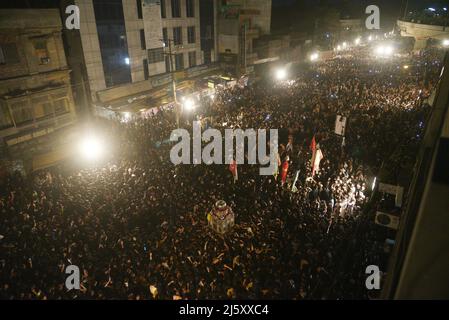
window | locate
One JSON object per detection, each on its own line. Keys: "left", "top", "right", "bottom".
{"left": 165, "top": 55, "right": 171, "bottom": 73}
{"left": 186, "top": 0, "right": 194, "bottom": 17}
{"left": 143, "top": 59, "right": 149, "bottom": 80}
{"left": 187, "top": 26, "right": 195, "bottom": 44}
{"left": 34, "top": 99, "right": 54, "bottom": 119}
{"left": 140, "top": 29, "right": 146, "bottom": 50}
{"left": 175, "top": 53, "right": 184, "bottom": 70}
{"left": 137, "top": 0, "right": 143, "bottom": 19}
{"left": 173, "top": 27, "right": 182, "bottom": 45}
{"left": 54, "top": 99, "right": 68, "bottom": 115}
{"left": 43, "top": 102, "right": 53, "bottom": 117}
{"left": 148, "top": 47, "right": 164, "bottom": 64}
{"left": 0, "top": 105, "right": 13, "bottom": 129}
{"left": 33, "top": 39, "right": 50, "bottom": 64}
{"left": 11, "top": 102, "right": 33, "bottom": 125}
{"left": 0, "top": 43, "right": 20, "bottom": 65}
{"left": 160, "top": 0, "right": 166, "bottom": 18}
{"left": 0, "top": 46, "right": 4, "bottom": 64}
{"left": 162, "top": 28, "right": 168, "bottom": 46}
{"left": 171, "top": 0, "right": 181, "bottom": 18}
{"left": 188, "top": 51, "right": 196, "bottom": 67}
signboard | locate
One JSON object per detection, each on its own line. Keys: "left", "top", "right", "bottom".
{"left": 378, "top": 183, "right": 404, "bottom": 207}
{"left": 151, "top": 73, "right": 172, "bottom": 87}
{"left": 174, "top": 71, "right": 186, "bottom": 81}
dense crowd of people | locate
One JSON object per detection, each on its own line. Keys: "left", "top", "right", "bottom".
{"left": 0, "top": 45, "right": 443, "bottom": 299}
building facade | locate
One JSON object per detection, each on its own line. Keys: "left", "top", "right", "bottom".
{"left": 64, "top": 0, "right": 212, "bottom": 113}
{"left": 217, "top": 0, "right": 272, "bottom": 76}
{"left": 0, "top": 9, "right": 76, "bottom": 158}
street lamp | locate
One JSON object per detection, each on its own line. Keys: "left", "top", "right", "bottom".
{"left": 79, "top": 135, "right": 104, "bottom": 161}
{"left": 309, "top": 52, "right": 319, "bottom": 62}
{"left": 442, "top": 39, "right": 449, "bottom": 47}
{"left": 183, "top": 98, "right": 195, "bottom": 111}
{"left": 275, "top": 68, "right": 287, "bottom": 80}
{"left": 375, "top": 45, "right": 394, "bottom": 57}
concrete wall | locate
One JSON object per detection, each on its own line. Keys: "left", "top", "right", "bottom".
{"left": 397, "top": 20, "right": 449, "bottom": 50}
{"left": 75, "top": 0, "right": 107, "bottom": 101}
{"left": 0, "top": 9, "right": 68, "bottom": 80}
{"left": 0, "top": 9, "right": 77, "bottom": 154}
{"left": 123, "top": 0, "right": 147, "bottom": 82}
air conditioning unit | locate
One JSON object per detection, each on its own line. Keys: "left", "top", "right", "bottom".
{"left": 375, "top": 211, "right": 400, "bottom": 230}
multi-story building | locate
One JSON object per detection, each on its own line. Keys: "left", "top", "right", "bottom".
{"left": 0, "top": 9, "right": 77, "bottom": 159}
{"left": 63, "top": 0, "right": 215, "bottom": 114}
{"left": 338, "top": 18, "right": 363, "bottom": 43}
{"left": 217, "top": 0, "right": 272, "bottom": 76}
{"left": 199, "top": 0, "right": 218, "bottom": 65}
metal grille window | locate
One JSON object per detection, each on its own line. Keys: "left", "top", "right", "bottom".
{"left": 11, "top": 102, "right": 33, "bottom": 125}
{"left": 173, "top": 27, "right": 182, "bottom": 45}
{"left": 148, "top": 47, "right": 164, "bottom": 64}
{"left": 175, "top": 53, "right": 184, "bottom": 70}
{"left": 54, "top": 99, "right": 68, "bottom": 115}
{"left": 187, "top": 26, "right": 195, "bottom": 44}
{"left": 0, "top": 43, "right": 20, "bottom": 65}
{"left": 186, "top": 0, "right": 194, "bottom": 17}
{"left": 171, "top": 0, "right": 181, "bottom": 18}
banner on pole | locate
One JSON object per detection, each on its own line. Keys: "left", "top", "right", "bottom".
{"left": 335, "top": 115, "right": 347, "bottom": 136}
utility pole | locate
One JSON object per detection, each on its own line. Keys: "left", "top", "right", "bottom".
{"left": 403, "top": 0, "right": 409, "bottom": 20}
{"left": 162, "top": 38, "right": 180, "bottom": 127}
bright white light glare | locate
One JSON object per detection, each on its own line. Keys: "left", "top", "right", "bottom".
{"left": 354, "top": 37, "right": 361, "bottom": 45}
{"left": 368, "top": 35, "right": 373, "bottom": 41}
{"left": 210, "top": 94, "right": 215, "bottom": 100}
{"left": 336, "top": 45, "right": 342, "bottom": 51}
{"left": 403, "top": 65, "right": 409, "bottom": 69}
{"left": 428, "top": 7, "right": 436, "bottom": 12}
{"left": 122, "top": 112, "right": 131, "bottom": 123}
{"left": 184, "top": 98, "right": 195, "bottom": 111}
{"left": 309, "top": 52, "right": 319, "bottom": 62}
{"left": 375, "top": 45, "right": 394, "bottom": 57}
{"left": 442, "top": 39, "right": 449, "bottom": 47}
{"left": 342, "top": 42, "right": 347, "bottom": 48}
{"left": 276, "top": 68, "right": 287, "bottom": 80}
{"left": 372, "top": 177, "right": 377, "bottom": 191}
{"left": 79, "top": 136, "right": 103, "bottom": 160}
{"left": 124, "top": 57, "right": 130, "bottom": 65}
